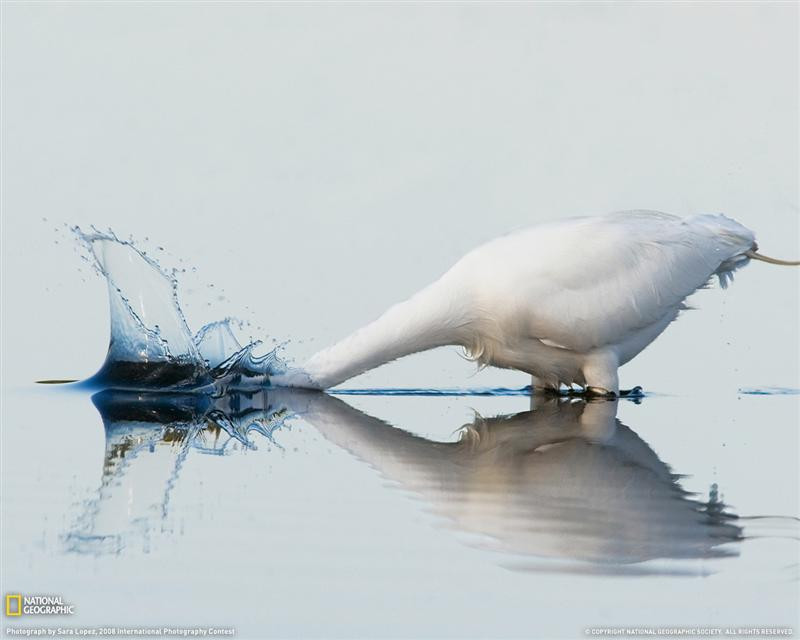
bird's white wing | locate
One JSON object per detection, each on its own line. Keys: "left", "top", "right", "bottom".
{"left": 462, "top": 211, "right": 754, "bottom": 353}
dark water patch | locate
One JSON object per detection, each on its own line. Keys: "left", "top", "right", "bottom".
{"left": 91, "top": 389, "right": 213, "bottom": 423}
{"left": 89, "top": 360, "right": 212, "bottom": 390}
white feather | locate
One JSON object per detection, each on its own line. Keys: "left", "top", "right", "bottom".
{"left": 272, "top": 210, "right": 757, "bottom": 393}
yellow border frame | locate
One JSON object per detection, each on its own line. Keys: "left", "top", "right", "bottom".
{"left": 6, "top": 594, "right": 22, "bottom": 616}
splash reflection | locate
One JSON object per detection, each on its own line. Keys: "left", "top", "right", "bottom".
{"left": 62, "top": 389, "right": 289, "bottom": 554}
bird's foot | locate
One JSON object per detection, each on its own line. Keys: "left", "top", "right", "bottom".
{"left": 586, "top": 385, "right": 644, "bottom": 400}
{"left": 536, "top": 386, "right": 613, "bottom": 400}
{"left": 535, "top": 385, "right": 644, "bottom": 401}
{"left": 537, "top": 386, "right": 583, "bottom": 398}
{"left": 586, "top": 386, "right": 616, "bottom": 399}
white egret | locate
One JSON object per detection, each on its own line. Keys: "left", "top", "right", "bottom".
{"left": 273, "top": 210, "right": 798, "bottom": 395}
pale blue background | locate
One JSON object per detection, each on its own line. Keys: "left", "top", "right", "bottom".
{"left": 2, "top": 1, "right": 798, "bottom": 393}
{"left": 2, "top": 2, "right": 798, "bottom": 638}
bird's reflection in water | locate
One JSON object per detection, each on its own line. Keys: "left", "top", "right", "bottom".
{"left": 288, "top": 391, "right": 742, "bottom": 575}
{"left": 65, "top": 389, "right": 743, "bottom": 574}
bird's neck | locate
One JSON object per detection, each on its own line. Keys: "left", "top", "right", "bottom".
{"left": 301, "top": 280, "right": 469, "bottom": 388}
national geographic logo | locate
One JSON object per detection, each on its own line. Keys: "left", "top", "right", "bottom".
{"left": 5, "top": 594, "right": 75, "bottom": 616}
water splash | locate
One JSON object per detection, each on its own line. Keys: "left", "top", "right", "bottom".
{"left": 194, "top": 318, "right": 246, "bottom": 368}
{"left": 75, "top": 228, "right": 286, "bottom": 391}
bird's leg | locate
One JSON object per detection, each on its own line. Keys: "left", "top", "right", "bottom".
{"left": 578, "top": 398, "right": 618, "bottom": 442}
{"left": 530, "top": 376, "right": 559, "bottom": 395}
{"left": 582, "top": 350, "right": 619, "bottom": 397}
{"left": 530, "top": 376, "right": 563, "bottom": 408}
{"left": 529, "top": 376, "right": 538, "bottom": 409}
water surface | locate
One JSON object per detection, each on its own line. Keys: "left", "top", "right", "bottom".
{"left": 2, "top": 231, "right": 798, "bottom": 638}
